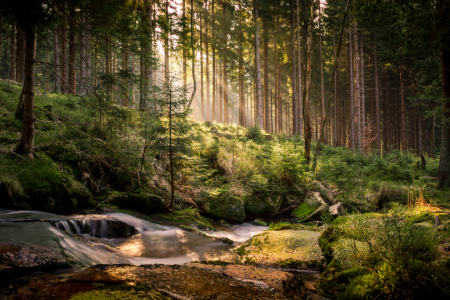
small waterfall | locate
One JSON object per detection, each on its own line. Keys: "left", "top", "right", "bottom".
{"left": 52, "top": 217, "right": 137, "bottom": 239}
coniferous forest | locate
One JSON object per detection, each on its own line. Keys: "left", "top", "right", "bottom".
{"left": 0, "top": 0, "right": 449, "bottom": 299}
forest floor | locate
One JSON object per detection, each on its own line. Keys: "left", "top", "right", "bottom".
{"left": 1, "top": 81, "right": 450, "bottom": 299}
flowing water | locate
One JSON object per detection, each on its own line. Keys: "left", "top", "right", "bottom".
{"left": 0, "top": 209, "right": 268, "bottom": 267}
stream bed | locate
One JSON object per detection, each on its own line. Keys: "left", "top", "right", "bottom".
{"left": 0, "top": 209, "right": 324, "bottom": 299}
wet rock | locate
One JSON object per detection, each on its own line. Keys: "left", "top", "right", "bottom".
{"left": 290, "top": 192, "right": 329, "bottom": 222}
{"left": 0, "top": 242, "right": 71, "bottom": 281}
{"left": 179, "top": 225, "right": 233, "bottom": 245}
{"left": 201, "top": 190, "right": 245, "bottom": 222}
{"left": 251, "top": 218, "right": 268, "bottom": 226}
{"left": 234, "top": 230, "right": 324, "bottom": 270}
{"left": 329, "top": 202, "right": 345, "bottom": 217}
{"left": 68, "top": 263, "right": 307, "bottom": 299}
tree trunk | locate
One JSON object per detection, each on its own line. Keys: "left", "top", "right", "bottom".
{"left": 238, "top": 1, "right": 244, "bottom": 126}
{"left": 223, "top": 58, "right": 228, "bottom": 123}
{"left": 122, "top": 39, "right": 129, "bottom": 107}
{"left": 60, "top": 6, "right": 68, "bottom": 94}
{"left": 263, "top": 18, "right": 269, "bottom": 131}
{"left": 144, "top": 0, "right": 153, "bottom": 109}
{"left": 80, "top": 9, "right": 86, "bottom": 95}
{"left": 438, "top": 44, "right": 450, "bottom": 187}
{"left": 200, "top": 9, "right": 204, "bottom": 118}
{"left": 291, "top": 1, "right": 297, "bottom": 135}
{"left": 319, "top": 6, "right": 325, "bottom": 143}
{"left": 164, "top": 0, "right": 170, "bottom": 83}
{"left": 16, "top": 24, "right": 25, "bottom": 83}
{"left": 205, "top": 1, "right": 211, "bottom": 121}
{"left": 255, "top": 2, "right": 263, "bottom": 128}
{"left": 296, "top": 0, "right": 302, "bottom": 137}
{"left": 304, "top": 0, "right": 314, "bottom": 166}
{"left": 353, "top": 20, "right": 361, "bottom": 150}
{"left": 183, "top": 0, "right": 187, "bottom": 88}
{"left": 212, "top": 0, "right": 216, "bottom": 121}
{"left": 399, "top": 60, "right": 407, "bottom": 153}
{"left": 14, "top": 29, "right": 37, "bottom": 159}
{"left": 10, "top": 24, "right": 16, "bottom": 81}
{"left": 359, "top": 30, "right": 365, "bottom": 144}
{"left": 374, "top": 42, "right": 381, "bottom": 154}
{"left": 348, "top": 23, "right": 355, "bottom": 150}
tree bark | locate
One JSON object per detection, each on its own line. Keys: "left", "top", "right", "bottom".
{"left": 205, "top": 1, "right": 211, "bottom": 121}
{"left": 16, "top": 24, "right": 25, "bottom": 83}
{"left": 212, "top": 0, "right": 216, "bottom": 121}
{"left": 164, "top": 0, "right": 170, "bottom": 83}
{"left": 14, "top": 29, "right": 37, "bottom": 159}
{"left": 255, "top": 1, "right": 263, "bottom": 128}
{"left": 238, "top": 0, "right": 244, "bottom": 126}
{"left": 263, "top": 18, "right": 269, "bottom": 131}
{"left": 200, "top": 9, "right": 204, "bottom": 118}
{"left": 353, "top": 20, "right": 361, "bottom": 150}
{"left": 399, "top": 60, "right": 407, "bottom": 153}
{"left": 374, "top": 42, "right": 381, "bottom": 154}
{"left": 291, "top": 1, "right": 297, "bottom": 135}
{"left": 319, "top": 6, "right": 325, "bottom": 143}
{"left": 296, "top": 0, "right": 302, "bottom": 136}
{"left": 348, "top": 21, "right": 354, "bottom": 149}
{"left": 359, "top": 30, "right": 365, "bottom": 144}
{"left": 304, "top": 0, "right": 314, "bottom": 166}
{"left": 10, "top": 24, "right": 16, "bottom": 81}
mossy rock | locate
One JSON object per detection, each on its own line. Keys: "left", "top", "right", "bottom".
{"left": 251, "top": 218, "right": 268, "bottom": 226}
{"left": 117, "top": 191, "right": 165, "bottom": 214}
{"left": 234, "top": 230, "right": 324, "bottom": 269}
{"left": 290, "top": 192, "right": 329, "bottom": 222}
{"left": 70, "top": 284, "right": 171, "bottom": 300}
{"left": 245, "top": 196, "right": 283, "bottom": 216}
{"left": 201, "top": 190, "right": 245, "bottom": 222}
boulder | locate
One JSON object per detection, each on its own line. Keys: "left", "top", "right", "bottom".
{"left": 117, "top": 191, "right": 165, "bottom": 214}
{"left": 245, "top": 196, "right": 283, "bottom": 217}
{"left": 310, "top": 180, "right": 334, "bottom": 204}
{"left": 234, "top": 230, "right": 324, "bottom": 270}
{"left": 329, "top": 202, "right": 345, "bottom": 217}
{"left": 201, "top": 190, "right": 245, "bottom": 222}
{"left": 290, "top": 192, "right": 329, "bottom": 222}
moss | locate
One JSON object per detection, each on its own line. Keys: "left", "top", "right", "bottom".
{"left": 202, "top": 190, "right": 245, "bottom": 223}
{"left": 70, "top": 284, "right": 171, "bottom": 300}
{"left": 291, "top": 202, "right": 316, "bottom": 218}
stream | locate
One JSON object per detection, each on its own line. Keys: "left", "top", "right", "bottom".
{"left": 0, "top": 209, "right": 324, "bottom": 299}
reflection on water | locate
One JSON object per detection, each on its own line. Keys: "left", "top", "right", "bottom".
{"left": 111, "top": 228, "right": 240, "bottom": 264}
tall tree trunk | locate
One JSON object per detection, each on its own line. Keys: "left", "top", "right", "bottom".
{"left": 348, "top": 23, "right": 355, "bottom": 149}
{"left": 68, "top": 7, "right": 76, "bottom": 94}
{"left": 438, "top": 37, "right": 450, "bottom": 186}
{"left": 333, "top": 31, "right": 337, "bottom": 146}
{"left": 212, "top": 0, "right": 216, "bottom": 121}
{"left": 263, "top": 18, "right": 269, "bottom": 131}
{"left": 16, "top": 24, "right": 25, "bottom": 83}
{"left": 223, "top": 57, "right": 228, "bottom": 123}
{"left": 144, "top": 0, "right": 153, "bottom": 109}
{"left": 14, "top": 29, "right": 37, "bottom": 159}
{"left": 205, "top": 1, "right": 211, "bottom": 121}
{"left": 353, "top": 20, "right": 361, "bottom": 149}
{"left": 164, "top": 0, "right": 170, "bottom": 83}
{"left": 200, "top": 9, "right": 204, "bottom": 118}
{"left": 239, "top": 0, "right": 245, "bottom": 126}
{"left": 319, "top": 6, "right": 325, "bottom": 143}
{"left": 255, "top": 2, "right": 263, "bottom": 128}
{"left": 183, "top": 0, "right": 187, "bottom": 88}
{"left": 399, "top": 60, "right": 407, "bottom": 153}
{"left": 296, "top": 0, "right": 302, "bottom": 136}
{"left": 304, "top": 0, "right": 314, "bottom": 166}
{"left": 10, "top": 24, "right": 16, "bottom": 81}
{"left": 122, "top": 39, "right": 129, "bottom": 107}
{"left": 359, "top": 30, "right": 365, "bottom": 144}
{"left": 374, "top": 41, "right": 381, "bottom": 154}
{"left": 80, "top": 9, "right": 86, "bottom": 95}
{"left": 60, "top": 7, "right": 68, "bottom": 94}
{"left": 291, "top": 1, "right": 297, "bottom": 135}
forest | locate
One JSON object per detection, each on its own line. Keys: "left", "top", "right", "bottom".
{"left": 0, "top": 0, "right": 449, "bottom": 299}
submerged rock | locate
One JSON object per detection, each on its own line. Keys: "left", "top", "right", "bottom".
{"left": 290, "top": 192, "right": 329, "bottom": 222}
{"left": 201, "top": 190, "right": 246, "bottom": 222}
{"left": 234, "top": 230, "right": 324, "bottom": 270}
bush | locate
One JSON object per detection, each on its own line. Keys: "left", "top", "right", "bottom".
{"left": 317, "top": 207, "right": 450, "bottom": 299}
